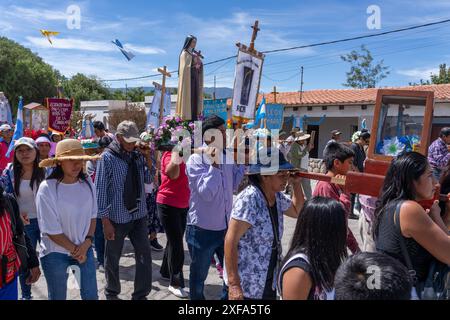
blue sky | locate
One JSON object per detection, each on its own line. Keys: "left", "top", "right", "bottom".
{"left": 1, "top": 0, "right": 450, "bottom": 92}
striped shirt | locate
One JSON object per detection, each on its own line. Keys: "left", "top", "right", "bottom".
{"left": 95, "top": 150, "right": 152, "bottom": 224}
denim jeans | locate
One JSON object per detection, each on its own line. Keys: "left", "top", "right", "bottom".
{"left": 186, "top": 225, "right": 227, "bottom": 300}
{"left": 19, "top": 218, "right": 40, "bottom": 299}
{"left": 0, "top": 274, "right": 18, "bottom": 300}
{"left": 94, "top": 218, "right": 105, "bottom": 266}
{"left": 40, "top": 247, "right": 98, "bottom": 300}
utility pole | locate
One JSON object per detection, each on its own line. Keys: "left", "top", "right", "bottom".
{"left": 299, "top": 66, "right": 304, "bottom": 103}
{"left": 213, "top": 75, "right": 216, "bottom": 101}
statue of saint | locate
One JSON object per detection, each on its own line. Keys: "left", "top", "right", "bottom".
{"left": 176, "top": 35, "right": 204, "bottom": 121}
{"left": 0, "top": 92, "right": 12, "bottom": 125}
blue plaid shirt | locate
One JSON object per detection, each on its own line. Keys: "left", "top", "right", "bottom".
{"left": 95, "top": 150, "right": 152, "bottom": 224}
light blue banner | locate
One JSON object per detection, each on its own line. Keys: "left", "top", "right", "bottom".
{"left": 203, "top": 99, "right": 228, "bottom": 122}
{"left": 265, "top": 104, "right": 284, "bottom": 130}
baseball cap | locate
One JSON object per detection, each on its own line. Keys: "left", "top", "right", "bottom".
{"left": 116, "top": 121, "right": 140, "bottom": 143}
{"left": 331, "top": 130, "right": 342, "bottom": 136}
{"left": 14, "top": 137, "right": 37, "bottom": 150}
{"left": 36, "top": 136, "right": 52, "bottom": 145}
{"left": 0, "top": 124, "right": 12, "bottom": 132}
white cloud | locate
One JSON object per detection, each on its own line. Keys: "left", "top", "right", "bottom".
{"left": 8, "top": 5, "right": 67, "bottom": 21}
{"left": 124, "top": 44, "right": 166, "bottom": 55}
{"left": 25, "top": 36, "right": 166, "bottom": 55}
{"left": 397, "top": 67, "right": 439, "bottom": 79}
{"left": 26, "top": 36, "right": 114, "bottom": 52}
{"left": 0, "top": 21, "right": 13, "bottom": 34}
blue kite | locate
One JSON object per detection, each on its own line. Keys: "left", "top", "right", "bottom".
{"left": 112, "top": 39, "right": 135, "bottom": 61}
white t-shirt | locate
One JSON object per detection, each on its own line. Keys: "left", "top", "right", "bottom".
{"left": 299, "top": 145, "right": 309, "bottom": 170}
{"left": 36, "top": 179, "right": 97, "bottom": 257}
{"left": 17, "top": 180, "right": 38, "bottom": 219}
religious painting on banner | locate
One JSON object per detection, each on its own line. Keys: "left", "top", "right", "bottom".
{"left": 231, "top": 50, "right": 264, "bottom": 123}
{"left": 203, "top": 99, "right": 228, "bottom": 122}
{"left": 47, "top": 98, "right": 73, "bottom": 133}
{"left": 147, "top": 87, "right": 171, "bottom": 130}
{"left": 265, "top": 104, "right": 284, "bottom": 130}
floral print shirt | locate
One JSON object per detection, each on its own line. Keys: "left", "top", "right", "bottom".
{"left": 224, "top": 185, "right": 292, "bottom": 299}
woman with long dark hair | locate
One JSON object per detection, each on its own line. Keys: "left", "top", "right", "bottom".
{"left": 1, "top": 137, "right": 45, "bottom": 300}
{"left": 278, "top": 197, "right": 348, "bottom": 300}
{"left": 37, "top": 139, "right": 99, "bottom": 300}
{"left": 373, "top": 152, "right": 450, "bottom": 299}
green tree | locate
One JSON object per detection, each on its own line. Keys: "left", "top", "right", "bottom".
{"left": 111, "top": 89, "right": 126, "bottom": 100}
{"left": 341, "top": 45, "right": 390, "bottom": 88}
{"left": 0, "top": 37, "right": 58, "bottom": 112}
{"left": 409, "top": 64, "right": 450, "bottom": 86}
{"left": 430, "top": 64, "right": 450, "bottom": 84}
{"left": 61, "top": 73, "right": 112, "bottom": 110}
{"left": 127, "top": 87, "right": 146, "bottom": 102}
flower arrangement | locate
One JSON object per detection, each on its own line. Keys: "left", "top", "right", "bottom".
{"left": 380, "top": 136, "right": 406, "bottom": 156}
{"left": 150, "top": 116, "right": 194, "bottom": 151}
{"left": 24, "top": 129, "right": 47, "bottom": 140}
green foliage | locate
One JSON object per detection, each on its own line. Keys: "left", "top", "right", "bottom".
{"left": 0, "top": 37, "right": 58, "bottom": 112}
{"left": 61, "top": 73, "right": 112, "bottom": 110}
{"left": 409, "top": 64, "right": 450, "bottom": 86}
{"left": 341, "top": 45, "right": 390, "bottom": 88}
{"left": 430, "top": 64, "right": 450, "bottom": 84}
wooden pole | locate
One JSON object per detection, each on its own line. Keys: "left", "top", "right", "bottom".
{"left": 157, "top": 66, "right": 172, "bottom": 125}
{"left": 300, "top": 66, "right": 304, "bottom": 103}
{"left": 271, "top": 86, "right": 278, "bottom": 103}
{"left": 249, "top": 20, "right": 260, "bottom": 53}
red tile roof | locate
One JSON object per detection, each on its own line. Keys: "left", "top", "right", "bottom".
{"left": 226, "top": 84, "right": 450, "bottom": 106}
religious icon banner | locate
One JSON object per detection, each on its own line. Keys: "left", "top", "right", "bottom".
{"left": 147, "top": 87, "right": 171, "bottom": 129}
{"left": 231, "top": 50, "right": 264, "bottom": 122}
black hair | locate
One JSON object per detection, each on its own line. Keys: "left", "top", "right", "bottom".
{"left": 359, "top": 132, "right": 371, "bottom": 141}
{"left": 47, "top": 164, "right": 93, "bottom": 195}
{"left": 98, "top": 135, "right": 113, "bottom": 149}
{"left": 38, "top": 133, "right": 51, "bottom": 140}
{"left": 440, "top": 127, "right": 450, "bottom": 138}
{"left": 334, "top": 252, "right": 412, "bottom": 300}
{"left": 202, "top": 115, "right": 225, "bottom": 136}
{"left": 93, "top": 121, "right": 106, "bottom": 131}
{"left": 439, "top": 172, "right": 450, "bottom": 214}
{"left": 182, "top": 35, "right": 197, "bottom": 51}
{"left": 281, "top": 197, "right": 348, "bottom": 292}
{"left": 372, "top": 152, "right": 429, "bottom": 239}
{"left": 323, "top": 142, "right": 355, "bottom": 171}
{"left": 13, "top": 146, "right": 45, "bottom": 197}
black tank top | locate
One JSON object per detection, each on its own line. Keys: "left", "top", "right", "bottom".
{"left": 376, "top": 201, "right": 433, "bottom": 282}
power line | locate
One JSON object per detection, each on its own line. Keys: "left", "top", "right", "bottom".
{"left": 100, "top": 18, "right": 450, "bottom": 82}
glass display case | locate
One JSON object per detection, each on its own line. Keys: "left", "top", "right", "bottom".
{"left": 368, "top": 90, "right": 434, "bottom": 162}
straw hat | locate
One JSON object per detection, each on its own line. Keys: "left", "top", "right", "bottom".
{"left": 39, "top": 139, "right": 101, "bottom": 167}
{"left": 294, "top": 131, "right": 311, "bottom": 141}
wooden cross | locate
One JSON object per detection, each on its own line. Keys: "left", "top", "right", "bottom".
{"left": 157, "top": 66, "right": 171, "bottom": 124}
{"left": 271, "top": 86, "right": 278, "bottom": 103}
{"left": 56, "top": 81, "right": 63, "bottom": 99}
{"left": 249, "top": 20, "right": 260, "bottom": 53}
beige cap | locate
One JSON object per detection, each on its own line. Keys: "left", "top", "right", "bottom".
{"left": 116, "top": 121, "right": 140, "bottom": 143}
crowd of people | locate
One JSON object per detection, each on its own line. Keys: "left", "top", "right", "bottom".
{"left": 0, "top": 117, "right": 449, "bottom": 301}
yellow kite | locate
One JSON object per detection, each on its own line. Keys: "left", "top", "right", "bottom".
{"left": 40, "top": 30, "right": 60, "bottom": 45}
